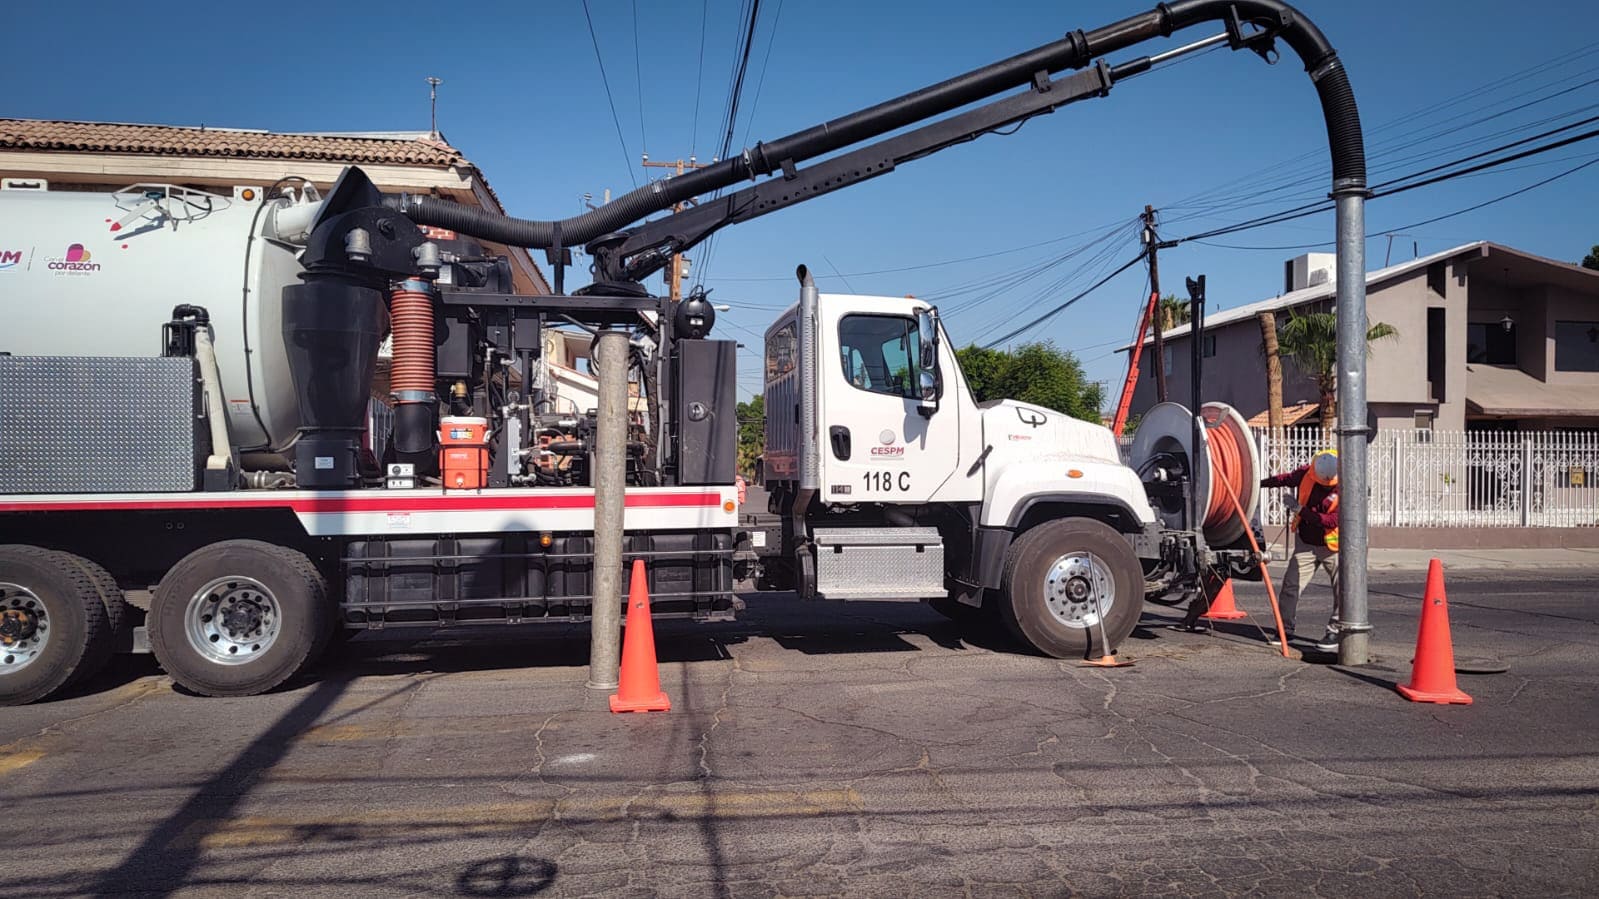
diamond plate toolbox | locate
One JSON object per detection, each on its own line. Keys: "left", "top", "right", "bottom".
{"left": 0, "top": 356, "right": 200, "bottom": 493}
{"left": 812, "top": 526, "right": 945, "bottom": 600}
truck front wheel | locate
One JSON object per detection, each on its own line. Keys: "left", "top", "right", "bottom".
{"left": 999, "top": 519, "right": 1142, "bottom": 659}
{"left": 149, "top": 540, "right": 332, "bottom": 697}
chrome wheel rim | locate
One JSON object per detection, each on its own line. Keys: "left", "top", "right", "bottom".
{"left": 0, "top": 583, "right": 50, "bottom": 675}
{"left": 1043, "top": 552, "right": 1114, "bottom": 629}
{"left": 186, "top": 576, "right": 280, "bottom": 665}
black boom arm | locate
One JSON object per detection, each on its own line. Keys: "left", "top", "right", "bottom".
{"left": 388, "top": 0, "right": 1365, "bottom": 288}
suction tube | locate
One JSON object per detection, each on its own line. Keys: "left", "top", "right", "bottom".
{"left": 390, "top": 0, "right": 1364, "bottom": 249}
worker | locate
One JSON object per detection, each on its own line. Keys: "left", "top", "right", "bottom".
{"left": 1261, "top": 450, "right": 1342, "bottom": 651}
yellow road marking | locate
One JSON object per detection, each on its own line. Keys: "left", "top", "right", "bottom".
{"left": 170, "top": 788, "right": 863, "bottom": 850}
{"left": 0, "top": 749, "right": 45, "bottom": 776}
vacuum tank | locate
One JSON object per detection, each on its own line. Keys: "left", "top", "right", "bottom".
{"left": 0, "top": 184, "right": 321, "bottom": 452}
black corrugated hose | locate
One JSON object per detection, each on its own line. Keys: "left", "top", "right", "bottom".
{"left": 392, "top": 0, "right": 1365, "bottom": 249}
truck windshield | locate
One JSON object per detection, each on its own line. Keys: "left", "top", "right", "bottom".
{"left": 839, "top": 314, "right": 921, "bottom": 399}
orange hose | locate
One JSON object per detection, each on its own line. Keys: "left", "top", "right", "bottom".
{"left": 389, "top": 286, "right": 436, "bottom": 397}
{"left": 1206, "top": 420, "right": 1290, "bottom": 657}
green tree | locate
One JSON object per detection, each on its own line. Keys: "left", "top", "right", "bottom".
{"left": 1158, "top": 294, "right": 1191, "bottom": 330}
{"left": 954, "top": 341, "right": 1104, "bottom": 423}
{"left": 1582, "top": 245, "right": 1599, "bottom": 271}
{"left": 1276, "top": 311, "right": 1398, "bottom": 432}
{"left": 735, "top": 395, "right": 764, "bottom": 477}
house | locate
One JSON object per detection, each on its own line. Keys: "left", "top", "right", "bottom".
{"left": 0, "top": 118, "right": 549, "bottom": 295}
{"left": 1126, "top": 242, "right": 1599, "bottom": 431}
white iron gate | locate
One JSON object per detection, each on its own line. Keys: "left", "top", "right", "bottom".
{"left": 1254, "top": 428, "right": 1599, "bottom": 528}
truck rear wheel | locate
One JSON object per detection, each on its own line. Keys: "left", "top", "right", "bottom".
{"left": 0, "top": 546, "right": 113, "bottom": 705}
{"left": 999, "top": 519, "right": 1142, "bottom": 659}
{"left": 60, "top": 555, "right": 129, "bottom": 687}
{"left": 149, "top": 540, "right": 332, "bottom": 697}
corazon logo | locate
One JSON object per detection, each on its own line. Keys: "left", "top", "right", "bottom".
{"left": 0, "top": 249, "right": 21, "bottom": 269}
{"left": 47, "top": 243, "right": 101, "bottom": 273}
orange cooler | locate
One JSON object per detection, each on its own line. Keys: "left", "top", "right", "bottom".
{"left": 439, "top": 416, "right": 490, "bottom": 489}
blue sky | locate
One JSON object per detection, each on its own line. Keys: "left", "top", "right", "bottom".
{"left": 6, "top": 0, "right": 1597, "bottom": 403}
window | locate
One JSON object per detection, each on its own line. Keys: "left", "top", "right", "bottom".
{"left": 838, "top": 314, "right": 922, "bottom": 399}
{"left": 764, "top": 322, "right": 796, "bottom": 381}
{"left": 1555, "top": 321, "right": 1599, "bottom": 372}
{"left": 1427, "top": 307, "right": 1446, "bottom": 401}
{"left": 1466, "top": 321, "right": 1517, "bottom": 365}
{"left": 1202, "top": 333, "right": 1217, "bottom": 358}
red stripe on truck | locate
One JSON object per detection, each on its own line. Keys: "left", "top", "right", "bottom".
{"left": 0, "top": 491, "right": 724, "bottom": 515}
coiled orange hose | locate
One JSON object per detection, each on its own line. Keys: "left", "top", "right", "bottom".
{"left": 389, "top": 286, "right": 435, "bottom": 397}
{"left": 1205, "top": 419, "right": 1290, "bottom": 656}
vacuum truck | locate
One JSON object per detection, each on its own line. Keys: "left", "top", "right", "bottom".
{"left": 0, "top": 0, "right": 1368, "bottom": 704}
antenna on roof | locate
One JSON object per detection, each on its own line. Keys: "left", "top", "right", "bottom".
{"left": 426, "top": 76, "right": 443, "bottom": 139}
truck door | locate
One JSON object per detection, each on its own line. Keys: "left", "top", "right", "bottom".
{"left": 817, "top": 300, "right": 961, "bottom": 503}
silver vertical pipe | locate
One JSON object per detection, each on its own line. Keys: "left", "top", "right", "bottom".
{"left": 1334, "top": 192, "right": 1370, "bottom": 666}
{"left": 798, "top": 270, "right": 821, "bottom": 492}
{"left": 587, "top": 329, "right": 629, "bottom": 690}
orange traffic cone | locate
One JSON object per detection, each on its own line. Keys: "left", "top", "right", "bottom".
{"left": 1397, "top": 559, "right": 1472, "bottom": 705}
{"left": 1201, "top": 579, "right": 1248, "bottom": 621}
{"left": 610, "top": 560, "right": 671, "bottom": 713}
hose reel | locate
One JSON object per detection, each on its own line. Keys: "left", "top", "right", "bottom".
{"left": 1128, "top": 401, "right": 1260, "bottom": 547}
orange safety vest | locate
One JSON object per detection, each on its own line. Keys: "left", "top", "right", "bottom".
{"left": 1294, "top": 470, "right": 1340, "bottom": 552}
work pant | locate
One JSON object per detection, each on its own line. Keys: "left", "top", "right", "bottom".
{"left": 1278, "top": 543, "right": 1339, "bottom": 637}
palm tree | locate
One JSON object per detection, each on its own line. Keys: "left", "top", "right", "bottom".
{"left": 1276, "top": 310, "right": 1399, "bottom": 432}
{"left": 1158, "top": 294, "right": 1191, "bottom": 331}
{"left": 1258, "top": 311, "right": 1283, "bottom": 431}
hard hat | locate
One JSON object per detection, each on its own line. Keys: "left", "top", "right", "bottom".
{"left": 1312, "top": 449, "right": 1339, "bottom": 487}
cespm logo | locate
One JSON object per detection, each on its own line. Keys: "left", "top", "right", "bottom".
{"left": 0, "top": 249, "right": 22, "bottom": 270}
{"left": 47, "top": 243, "right": 100, "bottom": 273}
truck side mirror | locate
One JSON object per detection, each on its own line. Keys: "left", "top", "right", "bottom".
{"left": 914, "top": 307, "right": 940, "bottom": 416}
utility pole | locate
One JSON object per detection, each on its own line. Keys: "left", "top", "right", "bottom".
{"left": 587, "top": 329, "right": 630, "bottom": 690}
{"left": 1143, "top": 205, "right": 1169, "bottom": 403}
{"left": 425, "top": 77, "right": 442, "bottom": 139}
{"left": 642, "top": 156, "right": 708, "bottom": 301}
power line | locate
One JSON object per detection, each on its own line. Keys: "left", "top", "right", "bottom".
{"left": 1162, "top": 40, "right": 1599, "bottom": 214}
{"left": 1161, "top": 57, "right": 1599, "bottom": 224}
{"left": 632, "top": 0, "right": 647, "bottom": 158}
{"left": 1192, "top": 155, "right": 1599, "bottom": 252}
{"left": 981, "top": 252, "right": 1148, "bottom": 349}
{"left": 703, "top": 217, "right": 1135, "bottom": 282}
{"left": 1167, "top": 122, "right": 1599, "bottom": 247}
{"left": 739, "top": 0, "right": 785, "bottom": 147}
{"left": 690, "top": 0, "right": 707, "bottom": 159}
{"left": 718, "top": 0, "right": 761, "bottom": 161}
{"left": 581, "top": 0, "right": 639, "bottom": 189}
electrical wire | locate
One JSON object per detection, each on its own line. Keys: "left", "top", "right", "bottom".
{"left": 739, "top": 0, "right": 785, "bottom": 148}
{"left": 690, "top": 0, "right": 707, "bottom": 159}
{"left": 1163, "top": 40, "right": 1599, "bottom": 215}
{"left": 581, "top": 0, "right": 639, "bottom": 189}
{"left": 981, "top": 251, "right": 1148, "bottom": 349}
{"left": 1165, "top": 122, "right": 1599, "bottom": 247}
{"left": 632, "top": 0, "right": 647, "bottom": 159}
{"left": 1193, "top": 154, "right": 1599, "bottom": 252}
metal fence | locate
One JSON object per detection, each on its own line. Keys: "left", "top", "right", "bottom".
{"left": 1255, "top": 428, "right": 1599, "bottom": 528}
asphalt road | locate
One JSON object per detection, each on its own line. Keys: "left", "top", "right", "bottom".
{"left": 2, "top": 570, "right": 1596, "bottom": 898}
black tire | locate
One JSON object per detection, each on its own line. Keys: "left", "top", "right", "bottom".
{"left": 999, "top": 519, "right": 1143, "bottom": 659}
{"left": 149, "top": 540, "right": 332, "bottom": 697}
{"left": 59, "top": 554, "right": 129, "bottom": 687}
{"left": 0, "top": 546, "right": 112, "bottom": 706}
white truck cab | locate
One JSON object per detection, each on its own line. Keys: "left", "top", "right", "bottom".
{"left": 758, "top": 266, "right": 1178, "bottom": 658}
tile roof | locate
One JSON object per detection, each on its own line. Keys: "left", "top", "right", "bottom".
{"left": 0, "top": 118, "right": 465, "bottom": 167}
{"left": 1246, "top": 402, "right": 1321, "bottom": 428}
